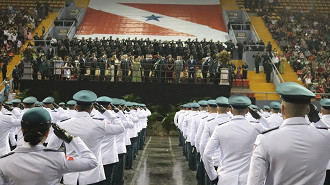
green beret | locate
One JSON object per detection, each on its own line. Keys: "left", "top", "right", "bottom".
{"left": 320, "top": 98, "right": 330, "bottom": 109}
{"left": 21, "top": 107, "right": 51, "bottom": 129}
{"left": 23, "top": 96, "right": 38, "bottom": 104}
{"left": 270, "top": 102, "right": 281, "bottom": 110}
{"left": 249, "top": 104, "right": 260, "bottom": 110}
{"left": 34, "top": 101, "right": 43, "bottom": 106}
{"left": 59, "top": 102, "right": 65, "bottom": 106}
{"left": 125, "top": 102, "right": 133, "bottom": 107}
{"left": 191, "top": 102, "right": 200, "bottom": 108}
{"left": 5, "top": 101, "right": 12, "bottom": 105}
{"left": 96, "top": 96, "right": 112, "bottom": 104}
{"left": 12, "top": 99, "right": 21, "bottom": 104}
{"left": 67, "top": 100, "right": 76, "bottom": 106}
{"left": 263, "top": 105, "right": 270, "bottom": 110}
{"left": 73, "top": 90, "right": 97, "bottom": 105}
{"left": 0, "top": 94, "right": 5, "bottom": 103}
{"left": 182, "top": 104, "right": 188, "bottom": 108}
{"left": 198, "top": 100, "right": 208, "bottom": 107}
{"left": 215, "top": 97, "right": 229, "bottom": 107}
{"left": 276, "top": 82, "right": 315, "bottom": 104}
{"left": 207, "top": 100, "right": 217, "bottom": 107}
{"left": 140, "top": 104, "right": 146, "bottom": 107}
{"left": 132, "top": 102, "right": 139, "bottom": 107}
{"left": 229, "top": 94, "right": 251, "bottom": 109}
{"left": 42, "top": 96, "right": 54, "bottom": 104}
{"left": 111, "top": 98, "right": 121, "bottom": 106}
{"left": 119, "top": 99, "right": 127, "bottom": 106}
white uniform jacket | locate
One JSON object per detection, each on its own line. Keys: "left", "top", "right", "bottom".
{"left": 247, "top": 117, "right": 330, "bottom": 185}
{"left": 195, "top": 113, "right": 217, "bottom": 153}
{"left": 200, "top": 113, "right": 231, "bottom": 157}
{"left": 203, "top": 115, "right": 265, "bottom": 184}
{"left": 48, "top": 111, "right": 124, "bottom": 185}
{"left": 0, "top": 137, "right": 97, "bottom": 185}
{"left": 0, "top": 112, "right": 21, "bottom": 156}
{"left": 189, "top": 110, "right": 208, "bottom": 146}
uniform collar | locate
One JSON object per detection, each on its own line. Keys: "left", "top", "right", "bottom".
{"left": 280, "top": 117, "right": 309, "bottom": 127}
{"left": 216, "top": 113, "right": 229, "bottom": 118}
{"left": 231, "top": 115, "right": 246, "bottom": 121}
{"left": 75, "top": 111, "right": 91, "bottom": 118}
{"left": 14, "top": 142, "right": 45, "bottom": 153}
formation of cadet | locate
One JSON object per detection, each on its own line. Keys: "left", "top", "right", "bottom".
{"left": 174, "top": 82, "right": 330, "bottom": 185}
{"left": 0, "top": 90, "right": 151, "bottom": 185}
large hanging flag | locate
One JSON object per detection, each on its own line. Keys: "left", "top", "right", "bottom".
{"left": 76, "top": 0, "right": 228, "bottom": 41}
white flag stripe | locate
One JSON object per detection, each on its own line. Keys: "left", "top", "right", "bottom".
{"left": 85, "top": 0, "right": 228, "bottom": 42}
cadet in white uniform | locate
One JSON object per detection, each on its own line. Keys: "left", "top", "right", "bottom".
{"left": 261, "top": 105, "right": 271, "bottom": 118}
{"left": 195, "top": 100, "right": 218, "bottom": 185}
{"left": 204, "top": 95, "right": 265, "bottom": 185}
{"left": 16, "top": 96, "right": 38, "bottom": 147}
{"left": 93, "top": 98, "right": 125, "bottom": 185}
{"left": 192, "top": 101, "right": 210, "bottom": 185}
{"left": 184, "top": 102, "right": 200, "bottom": 170}
{"left": 0, "top": 107, "right": 98, "bottom": 185}
{"left": 66, "top": 100, "right": 77, "bottom": 118}
{"left": 0, "top": 95, "right": 21, "bottom": 156}
{"left": 319, "top": 98, "right": 330, "bottom": 184}
{"left": 48, "top": 90, "right": 125, "bottom": 185}
{"left": 247, "top": 82, "right": 330, "bottom": 185}
{"left": 200, "top": 97, "right": 231, "bottom": 175}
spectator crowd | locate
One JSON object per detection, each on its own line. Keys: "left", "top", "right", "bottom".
{"left": 22, "top": 37, "right": 251, "bottom": 85}
{"left": 262, "top": 8, "right": 329, "bottom": 94}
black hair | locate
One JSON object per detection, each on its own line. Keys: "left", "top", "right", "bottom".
{"left": 22, "top": 125, "right": 51, "bottom": 146}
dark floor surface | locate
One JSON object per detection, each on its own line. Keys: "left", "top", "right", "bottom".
{"left": 124, "top": 136, "right": 197, "bottom": 185}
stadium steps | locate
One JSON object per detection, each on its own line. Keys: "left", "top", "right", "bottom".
{"left": 249, "top": 16, "right": 301, "bottom": 84}
{"left": 0, "top": 12, "right": 58, "bottom": 90}
{"left": 232, "top": 59, "right": 243, "bottom": 67}
{"left": 247, "top": 71, "right": 280, "bottom": 100}
{"left": 220, "top": 0, "right": 240, "bottom": 10}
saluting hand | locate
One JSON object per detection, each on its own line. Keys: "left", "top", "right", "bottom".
{"left": 2, "top": 103, "right": 13, "bottom": 111}
{"left": 307, "top": 103, "right": 320, "bottom": 123}
{"left": 52, "top": 123, "right": 74, "bottom": 143}
{"left": 249, "top": 107, "right": 261, "bottom": 120}
{"left": 93, "top": 102, "right": 107, "bottom": 114}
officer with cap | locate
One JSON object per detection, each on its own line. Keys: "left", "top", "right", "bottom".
{"left": 42, "top": 96, "right": 69, "bottom": 123}
{"left": 0, "top": 107, "right": 98, "bottom": 185}
{"left": 200, "top": 97, "right": 231, "bottom": 178}
{"left": 93, "top": 96, "right": 125, "bottom": 185}
{"left": 247, "top": 82, "right": 330, "bottom": 185}
{"left": 16, "top": 96, "right": 38, "bottom": 146}
{"left": 192, "top": 100, "right": 210, "bottom": 185}
{"left": 262, "top": 105, "right": 271, "bottom": 117}
{"left": 319, "top": 98, "right": 330, "bottom": 184}
{"left": 48, "top": 90, "right": 125, "bottom": 185}
{"left": 189, "top": 101, "right": 208, "bottom": 168}
{"left": 267, "top": 101, "right": 283, "bottom": 127}
{"left": 138, "top": 104, "right": 151, "bottom": 149}
{"left": 183, "top": 102, "right": 200, "bottom": 170}
{"left": 66, "top": 100, "right": 77, "bottom": 118}
{"left": 123, "top": 101, "right": 140, "bottom": 166}
{"left": 195, "top": 100, "right": 218, "bottom": 185}
{"left": 200, "top": 97, "right": 230, "bottom": 158}
{"left": 204, "top": 94, "right": 265, "bottom": 185}
{"left": 0, "top": 94, "right": 21, "bottom": 156}
{"left": 109, "top": 99, "right": 134, "bottom": 185}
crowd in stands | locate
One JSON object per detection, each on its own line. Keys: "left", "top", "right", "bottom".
{"left": 0, "top": 1, "right": 49, "bottom": 81}
{"left": 21, "top": 37, "right": 251, "bottom": 85}
{"left": 262, "top": 8, "right": 329, "bottom": 94}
